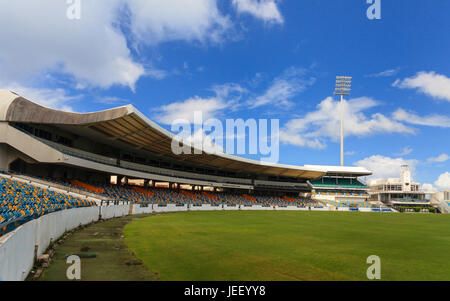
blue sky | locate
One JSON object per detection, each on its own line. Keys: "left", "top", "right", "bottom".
{"left": 0, "top": 0, "right": 449, "bottom": 190}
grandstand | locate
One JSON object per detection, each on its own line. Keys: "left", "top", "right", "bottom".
{"left": 305, "top": 166, "right": 378, "bottom": 209}
{"left": 0, "top": 173, "right": 97, "bottom": 236}
{"left": 0, "top": 90, "right": 404, "bottom": 231}
{"left": 0, "top": 89, "right": 372, "bottom": 210}
{"left": 0, "top": 90, "right": 394, "bottom": 232}
{"left": 0, "top": 89, "right": 382, "bottom": 237}
{"left": 0, "top": 175, "right": 322, "bottom": 238}
{"left": 0, "top": 89, "right": 421, "bottom": 282}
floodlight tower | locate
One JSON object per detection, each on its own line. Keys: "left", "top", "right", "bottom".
{"left": 334, "top": 76, "right": 352, "bottom": 166}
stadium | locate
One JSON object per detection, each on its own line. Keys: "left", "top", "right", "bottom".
{"left": 0, "top": 89, "right": 449, "bottom": 282}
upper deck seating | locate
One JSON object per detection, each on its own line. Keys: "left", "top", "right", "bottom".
{"left": 310, "top": 178, "right": 366, "bottom": 189}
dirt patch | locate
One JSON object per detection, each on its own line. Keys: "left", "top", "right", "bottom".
{"left": 35, "top": 214, "right": 158, "bottom": 281}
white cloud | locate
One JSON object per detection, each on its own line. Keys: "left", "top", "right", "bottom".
{"left": 279, "top": 97, "right": 415, "bottom": 149}
{"left": 278, "top": 131, "right": 326, "bottom": 149}
{"left": 145, "top": 67, "right": 168, "bottom": 80}
{"left": 2, "top": 83, "right": 79, "bottom": 112}
{"left": 232, "top": 0, "right": 283, "bottom": 24}
{"left": 0, "top": 0, "right": 144, "bottom": 90}
{"left": 427, "top": 154, "right": 450, "bottom": 164}
{"left": 365, "top": 68, "right": 399, "bottom": 78}
{"left": 249, "top": 67, "right": 315, "bottom": 108}
{"left": 127, "top": 0, "right": 232, "bottom": 45}
{"left": 355, "top": 155, "right": 418, "bottom": 179}
{"left": 393, "top": 71, "right": 450, "bottom": 102}
{"left": 212, "top": 83, "right": 248, "bottom": 101}
{"left": 0, "top": 0, "right": 232, "bottom": 90}
{"left": 96, "top": 96, "right": 129, "bottom": 105}
{"left": 435, "top": 172, "right": 450, "bottom": 190}
{"left": 157, "top": 66, "right": 313, "bottom": 123}
{"left": 184, "top": 128, "right": 225, "bottom": 154}
{"left": 395, "top": 146, "right": 413, "bottom": 156}
{"left": 155, "top": 65, "right": 315, "bottom": 126}
{"left": 393, "top": 109, "right": 450, "bottom": 128}
{"left": 154, "top": 83, "right": 246, "bottom": 124}
{"left": 155, "top": 96, "right": 228, "bottom": 125}
{"left": 422, "top": 183, "right": 438, "bottom": 193}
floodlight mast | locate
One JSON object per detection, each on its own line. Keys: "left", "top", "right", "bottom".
{"left": 334, "top": 76, "right": 352, "bottom": 166}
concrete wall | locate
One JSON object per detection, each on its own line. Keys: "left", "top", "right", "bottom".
{"left": 0, "top": 143, "right": 21, "bottom": 171}
{"left": 358, "top": 208, "right": 373, "bottom": 212}
{"left": 100, "top": 205, "right": 130, "bottom": 219}
{"left": 34, "top": 207, "right": 100, "bottom": 256}
{"left": 131, "top": 204, "right": 153, "bottom": 215}
{"left": 275, "top": 206, "right": 308, "bottom": 211}
{"left": 0, "top": 204, "right": 131, "bottom": 281}
{"left": 224, "top": 205, "right": 239, "bottom": 210}
{"left": 240, "top": 205, "right": 273, "bottom": 211}
{"left": 335, "top": 207, "right": 351, "bottom": 211}
{"left": 189, "top": 204, "right": 222, "bottom": 211}
{"left": 0, "top": 123, "right": 64, "bottom": 167}
{"left": 0, "top": 203, "right": 392, "bottom": 281}
{"left": 0, "top": 219, "right": 37, "bottom": 281}
{"left": 153, "top": 204, "right": 187, "bottom": 213}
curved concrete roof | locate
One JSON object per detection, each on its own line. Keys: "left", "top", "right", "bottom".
{"left": 0, "top": 90, "right": 20, "bottom": 120}
{"left": 0, "top": 89, "right": 372, "bottom": 178}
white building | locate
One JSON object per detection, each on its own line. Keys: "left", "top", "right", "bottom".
{"left": 306, "top": 166, "right": 373, "bottom": 209}
{"left": 368, "top": 165, "right": 430, "bottom": 208}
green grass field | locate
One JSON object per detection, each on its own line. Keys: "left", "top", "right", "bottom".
{"left": 123, "top": 211, "right": 450, "bottom": 281}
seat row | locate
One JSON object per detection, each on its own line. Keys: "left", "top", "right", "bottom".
{"left": 0, "top": 177, "right": 96, "bottom": 235}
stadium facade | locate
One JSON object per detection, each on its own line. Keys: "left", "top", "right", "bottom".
{"left": 0, "top": 89, "right": 372, "bottom": 199}
{"left": 368, "top": 165, "right": 431, "bottom": 211}
{"left": 0, "top": 89, "right": 406, "bottom": 282}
